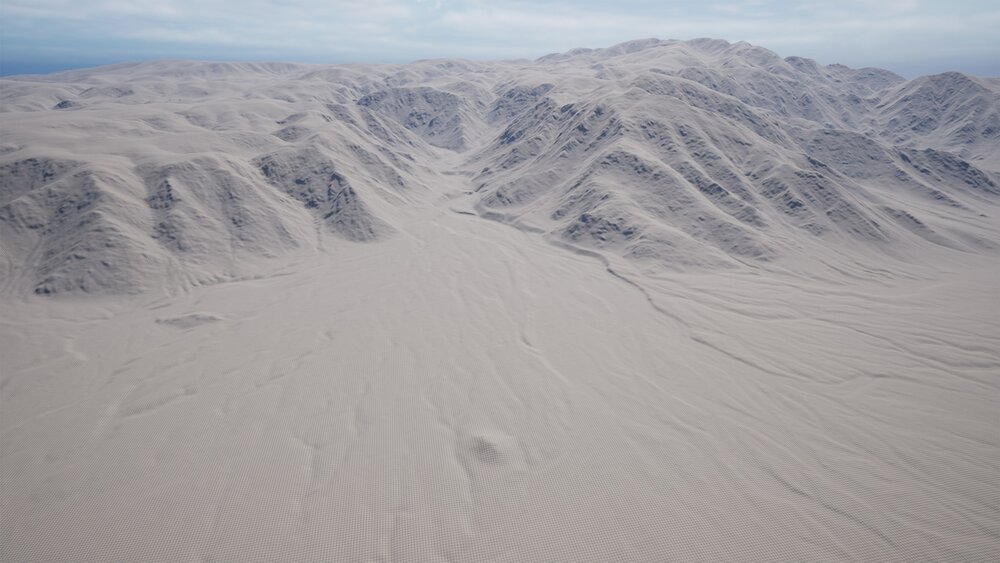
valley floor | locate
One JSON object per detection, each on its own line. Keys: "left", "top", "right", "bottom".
{"left": 2, "top": 168, "right": 999, "bottom": 562}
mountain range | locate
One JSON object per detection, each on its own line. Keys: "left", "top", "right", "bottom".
{"left": 2, "top": 38, "right": 998, "bottom": 295}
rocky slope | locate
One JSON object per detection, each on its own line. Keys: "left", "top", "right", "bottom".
{"left": 1, "top": 38, "right": 998, "bottom": 295}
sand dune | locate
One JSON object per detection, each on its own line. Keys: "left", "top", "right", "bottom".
{"left": 2, "top": 39, "right": 999, "bottom": 562}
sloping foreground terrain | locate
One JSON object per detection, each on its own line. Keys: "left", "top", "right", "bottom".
{"left": 1, "top": 39, "right": 999, "bottom": 561}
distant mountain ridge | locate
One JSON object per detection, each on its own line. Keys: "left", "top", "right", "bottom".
{"left": 2, "top": 38, "right": 998, "bottom": 295}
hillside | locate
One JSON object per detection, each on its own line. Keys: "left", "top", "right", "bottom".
{"left": 2, "top": 38, "right": 998, "bottom": 295}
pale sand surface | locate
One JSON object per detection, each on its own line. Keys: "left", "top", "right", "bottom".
{"left": 3, "top": 191, "right": 998, "bottom": 561}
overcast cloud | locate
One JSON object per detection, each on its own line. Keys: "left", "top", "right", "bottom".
{"left": 2, "top": 0, "right": 998, "bottom": 76}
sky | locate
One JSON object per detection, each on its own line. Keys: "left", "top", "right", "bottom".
{"left": 1, "top": 0, "right": 998, "bottom": 77}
